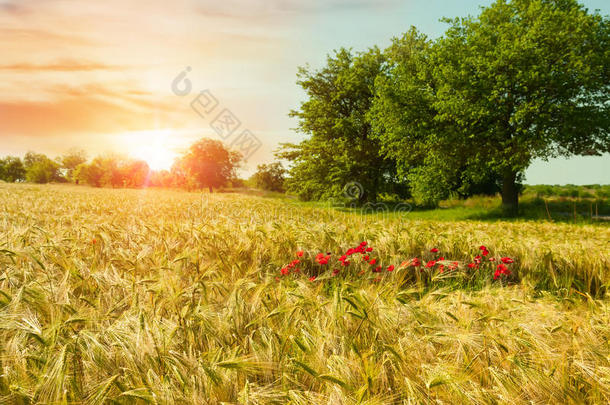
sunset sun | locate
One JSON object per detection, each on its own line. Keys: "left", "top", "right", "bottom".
{"left": 122, "top": 130, "right": 177, "bottom": 171}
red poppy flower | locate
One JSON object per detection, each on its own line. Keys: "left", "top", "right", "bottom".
{"left": 482, "top": 249, "right": 489, "bottom": 257}
{"left": 488, "top": 257, "right": 496, "bottom": 262}
{"left": 425, "top": 260, "right": 436, "bottom": 268}
{"left": 309, "top": 276, "right": 316, "bottom": 282}
{"left": 91, "top": 238, "right": 97, "bottom": 244}
{"left": 430, "top": 248, "right": 439, "bottom": 253}
{"left": 281, "top": 267, "right": 290, "bottom": 275}
{"left": 365, "top": 247, "right": 373, "bottom": 252}
{"left": 467, "top": 263, "right": 476, "bottom": 269}
{"left": 363, "top": 255, "right": 370, "bottom": 261}
{"left": 412, "top": 258, "right": 422, "bottom": 267}
{"left": 494, "top": 263, "right": 511, "bottom": 279}
{"left": 316, "top": 253, "right": 330, "bottom": 265}
{"left": 479, "top": 245, "right": 487, "bottom": 251}
{"left": 360, "top": 241, "right": 368, "bottom": 247}
{"left": 438, "top": 257, "right": 445, "bottom": 261}
{"left": 501, "top": 257, "right": 514, "bottom": 264}
{"left": 373, "top": 265, "right": 382, "bottom": 273}
{"left": 296, "top": 251, "right": 304, "bottom": 257}
{"left": 341, "top": 260, "right": 350, "bottom": 267}
{"left": 400, "top": 260, "right": 409, "bottom": 268}
{"left": 387, "top": 265, "right": 395, "bottom": 272}
{"left": 369, "top": 258, "right": 377, "bottom": 265}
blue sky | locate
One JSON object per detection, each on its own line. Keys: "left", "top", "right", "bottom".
{"left": 0, "top": 0, "right": 608, "bottom": 183}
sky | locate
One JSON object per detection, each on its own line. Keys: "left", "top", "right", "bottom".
{"left": 0, "top": 0, "right": 608, "bottom": 183}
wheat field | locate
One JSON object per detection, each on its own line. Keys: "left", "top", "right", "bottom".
{"left": 0, "top": 183, "right": 609, "bottom": 404}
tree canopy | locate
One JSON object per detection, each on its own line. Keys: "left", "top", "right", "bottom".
{"left": 0, "top": 156, "right": 25, "bottom": 182}
{"left": 279, "top": 47, "right": 406, "bottom": 202}
{"left": 172, "top": 138, "right": 241, "bottom": 192}
{"left": 371, "top": 0, "right": 609, "bottom": 213}
{"left": 23, "top": 152, "right": 62, "bottom": 184}
{"left": 250, "top": 162, "right": 286, "bottom": 192}
{"left": 61, "top": 149, "right": 87, "bottom": 182}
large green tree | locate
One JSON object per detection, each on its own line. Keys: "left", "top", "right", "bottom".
{"left": 374, "top": 0, "right": 609, "bottom": 214}
{"left": 281, "top": 47, "right": 405, "bottom": 202}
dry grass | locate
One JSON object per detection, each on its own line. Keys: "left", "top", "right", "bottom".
{"left": 0, "top": 183, "right": 609, "bottom": 404}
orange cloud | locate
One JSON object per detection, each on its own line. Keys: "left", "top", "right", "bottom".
{"left": 0, "top": 87, "right": 182, "bottom": 137}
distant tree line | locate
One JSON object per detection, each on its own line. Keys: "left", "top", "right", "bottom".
{"left": 0, "top": 139, "right": 242, "bottom": 192}
{"left": 279, "top": 0, "right": 609, "bottom": 214}
{"left": 248, "top": 162, "right": 286, "bottom": 193}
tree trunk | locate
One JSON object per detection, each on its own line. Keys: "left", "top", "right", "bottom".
{"left": 501, "top": 169, "right": 518, "bottom": 216}
{"left": 208, "top": 185, "right": 213, "bottom": 193}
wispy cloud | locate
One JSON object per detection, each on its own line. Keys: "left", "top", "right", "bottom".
{"left": 0, "top": 60, "right": 125, "bottom": 72}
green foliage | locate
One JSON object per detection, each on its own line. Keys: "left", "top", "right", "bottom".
{"left": 0, "top": 156, "right": 26, "bottom": 182}
{"left": 407, "top": 165, "right": 452, "bottom": 207}
{"left": 250, "top": 162, "right": 285, "bottom": 192}
{"left": 523, "top": 184, "right": 610, "bottom": 199}
{"left": 172, "top": 138, "right": 241, "bottom": 192}
{"left": 23, "top": 152, "right": 62, "bottom": 184}
{"left": 370, "top": 0, "right": 609, "bottom": 214}
{"left": 74, "top": 155, "right": 150, "bottom": 188}
{"left": 281, "top": 47, "right": 405, "bottom": 202}
{"left": 60, "top": 149, "right": 87, "bottom": 183}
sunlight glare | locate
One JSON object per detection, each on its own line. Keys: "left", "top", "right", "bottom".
{"left": 121, "top": 130, "right": 177, "bottom": 171}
